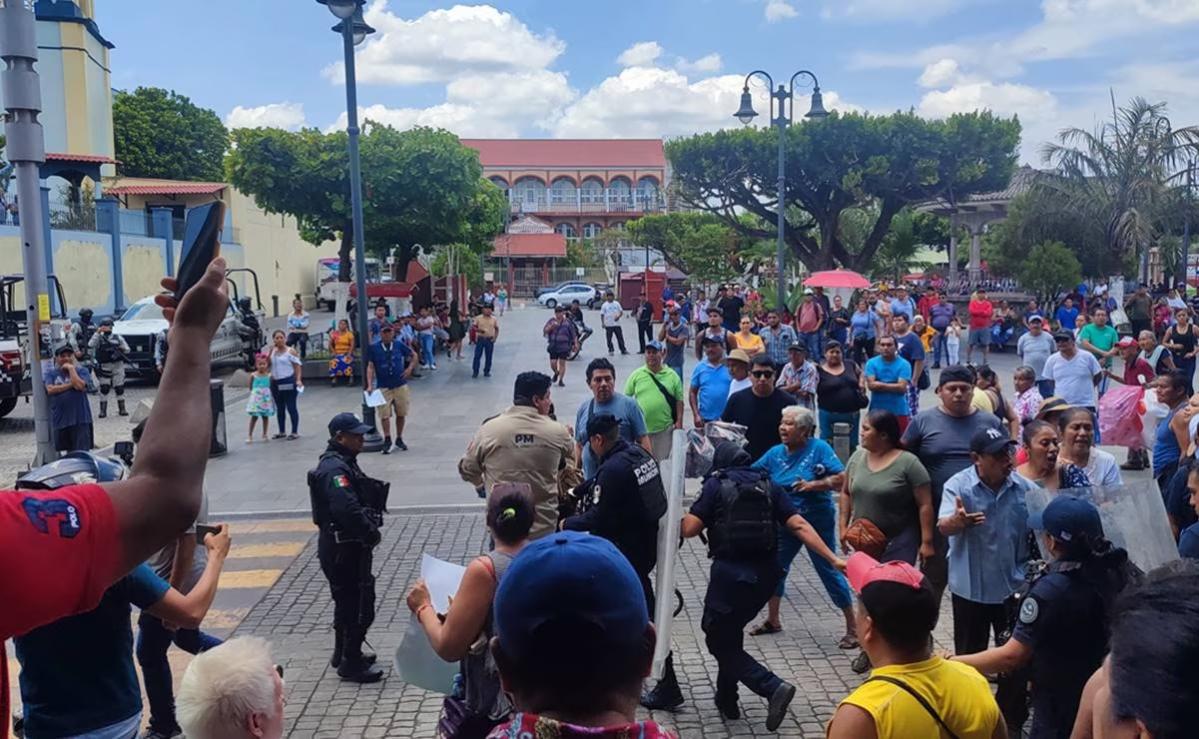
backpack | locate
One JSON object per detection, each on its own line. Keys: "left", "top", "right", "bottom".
{"left": 708, "top": 471, "right": 778, "bottom": 559}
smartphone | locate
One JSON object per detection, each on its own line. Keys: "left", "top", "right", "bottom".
{"left": 174, "top": 201, "right": 226, "bottom": 300}
{"left": 195, "top": 523, "right": 222, "bottom": 545}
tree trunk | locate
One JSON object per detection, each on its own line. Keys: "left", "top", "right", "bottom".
{"left": 338, "top": 221, "right": 354, "bottom": 281}
{"left": 394, "top": 245, "right": 414, "bottom": 287}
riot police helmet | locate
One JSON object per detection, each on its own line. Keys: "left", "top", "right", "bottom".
{"left": 99, "top": 317, "right": 115, "bottom": 328}
{"left": 237, "top": 296, "right": 253, "bottom": 312}
{"left": 15, "top": 451, "right": 130, "bottom": 491}
{"left": 711, "top": 440, "right": 751, "bottom": 471}
{"left": 78, "top": 307, "right": 94, "bottom": 321}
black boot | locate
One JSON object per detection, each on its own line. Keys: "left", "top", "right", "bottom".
{"left": 639, "top": 653, "right": 684, "bottom": 711}
{"left": 117, "top": 398, "right": 128, "bottom": 416}
{"left": 98, "top": 400, "right": 108, "bottom": 419}
{"left": 331, "top": 628, "right": 376, "bottom": 669}
{"left": 337, "top": 628, "right": 383, "bottom": 683}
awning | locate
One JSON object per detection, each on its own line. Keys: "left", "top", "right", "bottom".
{"left": 106, "top": 182, "right": 227, "bottom": 196}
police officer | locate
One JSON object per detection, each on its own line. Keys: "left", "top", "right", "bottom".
{"left": 309, "top": 412, "right": 390, "bottom": 683}
{"left": 562, "top": 413, "right": 679, "bottom": 710}
{"left": 458, "top": 371, "right": 576, "bottom": 539}
{"left": 681, "top": 441, "right": 847, "bottom": 730}
{"left": 73, "top": 307, "right": 96, "bottom": 359}
{"left": 88, "top": 318, "right": 130, "bottom": 418}
{"left": 952, "top": 495, "right": 1141, "bottom": 739}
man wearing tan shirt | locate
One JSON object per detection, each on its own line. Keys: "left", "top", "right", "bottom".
{"left": 459, "top": 371, "right": 575, "bottom": 538}
{"left": 472, "top": 303, "right": 499, "bottom": 378}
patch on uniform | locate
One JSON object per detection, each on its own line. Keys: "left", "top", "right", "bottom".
{"left": 514, "top": 434, "right": 535, "bottom": 447}
{"left": 634, "top": 459, "right": 660, "bottom": 486}
{"left": 333, "top": 474, "right": 351, "bottom": 488}
{"left": 1019, "top": 597, "right": 1039, "bottom": 625}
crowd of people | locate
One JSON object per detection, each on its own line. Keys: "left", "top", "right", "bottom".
{"left": 11, "top": 266, "right": 1199, "bottom": 739}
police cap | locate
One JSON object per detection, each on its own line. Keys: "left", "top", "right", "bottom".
{"left": 328, "top": 412, "right": 372, "bottom": 436}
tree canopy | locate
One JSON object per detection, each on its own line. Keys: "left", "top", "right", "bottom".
{"left": 624, "top": 212, "right": 743, "bottom": 286}
{"left": 1019, "top": 241, "right": 1081, "bottom": 304}
{"left": 666, "top": 110, "right": 1020, "bottom": 273}
{"left": 113, "top": 87, "right": 228, "bottom": 181}
{"left": 226, "top": 123, "right": 505, "bottom": 280}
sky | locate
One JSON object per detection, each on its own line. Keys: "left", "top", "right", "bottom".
{"left": 99, "top": 0, "right": 1199, "bottom": 164}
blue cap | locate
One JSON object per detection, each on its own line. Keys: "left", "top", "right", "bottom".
{"left": 645, "top": 339, "right": 664, "bottom": 351}
{"left": 328, "top": 412, "right": 372, "bottom": 436}
{"left": 1030, "top": 495, "right": 1104, "bottom": 543}
{"left": 494, "top": 531, "right": 648, "bottom": 662}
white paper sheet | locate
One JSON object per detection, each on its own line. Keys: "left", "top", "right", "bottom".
{"left": 392, "top": 554, "right": 468, "bottom": 694}
{"left": 364, "top": 389, "right": 386, "bottom": 408}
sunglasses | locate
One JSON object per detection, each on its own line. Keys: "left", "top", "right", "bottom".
{"left": 751, "top": 370, "right": 775, "bottom": 378}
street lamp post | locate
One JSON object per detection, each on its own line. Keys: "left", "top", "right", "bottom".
{"left": 1183, "top": 160, "right": 1194, "bottom": 294}
{"left": 317, "top": 0, "right": 383, "bottom": 450}
{"left": 733, "top": 70, "right": 829, "bottom": 311}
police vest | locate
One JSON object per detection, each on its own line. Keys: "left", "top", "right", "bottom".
{"left": 95, "top": 335, "right": 121, "bottom": 363}
{"left": 707, "top": 471, "right": 777, "bottom": 559}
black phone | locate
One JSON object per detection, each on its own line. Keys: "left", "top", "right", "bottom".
{"left": 195, "top": 523, "right": 222, "bottom": 545}
{"left": 174, "top": 201, "right": 226, "bottom": 300}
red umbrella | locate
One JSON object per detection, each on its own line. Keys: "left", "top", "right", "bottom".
{"left": 802, "top": 269, "right": 870, "bottom": 289}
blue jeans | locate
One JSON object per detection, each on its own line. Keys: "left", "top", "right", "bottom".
{"left": 137, "top": 612, "right": 223, "bottom": 733}
{"left": 473, "top": 337, "right": 494, "bottom": 376}
{"left": 667, "top": 360, "right": 684, "bottom": 383}
{"left": 775, "top": 492, "right": 852, "bottom": 609}
{"left": 932, "top": 328, "right": 949, "bottom": 367}
{"left": 819, "top": 409, "right": 860, "bottom": 457}
{"left": 800, "top": 330, "right": 822, "bottom": 358}
{"left": 419, "top": 333, "right": 435, "bottom": 366}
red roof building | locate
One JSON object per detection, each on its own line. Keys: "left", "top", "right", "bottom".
{"left": 461, "top": 139, "right": 668, "bottom": 241}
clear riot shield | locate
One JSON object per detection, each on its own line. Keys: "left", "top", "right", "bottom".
{"left": 652, "top": 429, "right": 687, "bottom": 680}
{"left": 1024, "top": 481, "right": 1178, "bottom": 572}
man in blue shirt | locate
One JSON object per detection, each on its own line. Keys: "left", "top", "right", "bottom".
{"left": 759, "top": 310, "right": 798, "bottom": 371}
{"left": 1054, "top": 297, "right": 1080, "bottom": 332}
{"left": 937, "top": 427, "right": 1033, "bottom": 656}
{"left": 367, "top": 303, "right": 391, "bottom": 344}
{"left": 366, "top": 324, "right": 415, "bottom": 453}
{"left": 690, "top": 337, "right": 733, "bottom": 426}
{"left": 888, "top": 285, "right": 917, "bottom": 321}
{"left": 863, "top": 335, "right": 913, "bottom": 427}
{"left": 45, "top": 343, "right": 94, "bottom": 452}
{"left": 15, "top": 527, "right": 231, "bottom": 739}
{"left": 574, "top": 357, "right": 651, "bottom": 479}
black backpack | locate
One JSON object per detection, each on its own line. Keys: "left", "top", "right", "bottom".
{"left": 708, "top": 471, "right": 777, "bottom": 559}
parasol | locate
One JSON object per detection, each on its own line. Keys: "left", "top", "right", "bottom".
{"left": 802, "top": 269, "right": 871, "bottom": 289}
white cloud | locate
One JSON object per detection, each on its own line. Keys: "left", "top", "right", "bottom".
{"left": 823, "top": 0, "right": 963, "bottom": 21}
{"left": 225, "top": 102, "right": 306, "bottom": 130}
{"left": 917, "top": 81, "right": 1060, "bottom": 162}
{"left": 764, "top": 0, "right": 798, "bottom": 23}
{"left": 676, "top": 53, "right": 723, "bottom": 75}
{"left": 917, "top": 59, "right": 977, "bottom": 88}
{"left": 323, "top": 2, "right": 565, "bottom": 85}
{"left": 617, "top": 41, "right": 663, "bottom": 67}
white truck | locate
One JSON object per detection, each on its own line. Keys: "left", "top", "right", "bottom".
{"left": 315, "top": 257, "right": 382, "bottom": 311}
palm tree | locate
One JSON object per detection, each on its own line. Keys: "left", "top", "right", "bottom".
{"left": 1040, "top": 96, "right": 1199, "bottom": 281}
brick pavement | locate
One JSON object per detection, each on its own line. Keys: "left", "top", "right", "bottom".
{"left": 234, "top": 511, "right": 964, "bottom": 739}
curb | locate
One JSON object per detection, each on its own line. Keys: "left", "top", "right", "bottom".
{"left": 211, "top": 502, "right": 486, "bottom": 521}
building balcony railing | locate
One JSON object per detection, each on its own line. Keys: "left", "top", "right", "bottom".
{"left": 507, "top": 194, "right": 665, "bottom": 216}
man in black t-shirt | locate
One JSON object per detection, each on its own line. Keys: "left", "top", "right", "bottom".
{"left": 722, "top": 355, "right": 796, "bottom": 460}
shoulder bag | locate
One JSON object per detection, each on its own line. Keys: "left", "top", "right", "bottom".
{"left": 864, "top": 675, "right": 961, "bottom": 739}
{"left": 645, "top": 370, "right": 679, "bottom": 424}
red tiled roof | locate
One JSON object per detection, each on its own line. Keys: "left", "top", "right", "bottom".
{"left": 492, "top": 233, "right": 567, "bottom": 258}
{"left": 46, "top": 152, "right": 118, "bottom": 164}
{"left": 106, "top": 182, "right": 227, "bottom": 196}
{"left": 462, "top": 139, "right": 666, "bottom": 169}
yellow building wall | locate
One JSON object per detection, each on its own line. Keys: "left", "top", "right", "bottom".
{"left": 121, "top": 240, "right": 166, "bottom": 307}
{"left": 54, "top": 239, "right": 112, "bottom": 309}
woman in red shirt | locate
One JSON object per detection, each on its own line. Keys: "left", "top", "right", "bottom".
{"left": 966, "top": 289, "right": 993, "bottom": 365}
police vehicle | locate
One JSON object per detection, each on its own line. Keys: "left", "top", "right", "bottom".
{"left": 0, "top": 274, "right": 71, "bottom": 419}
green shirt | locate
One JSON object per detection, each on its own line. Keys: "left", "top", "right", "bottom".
{"left": 845, "top": 449, "right": 931, "bottom": 539}
{"left": 624, "top": 365, "right": 684, "bottom": 434}
{"left": 1078, "top": 322, "right": 1118, "bottom": 367}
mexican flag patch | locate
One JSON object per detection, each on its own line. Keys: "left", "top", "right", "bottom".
{"left": 333, "top": 474, "right": 350, "bottom": 488}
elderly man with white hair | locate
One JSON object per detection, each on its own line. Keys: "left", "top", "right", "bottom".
{"left": 747, "top": 405, "right": 857, "bottom": 648}
{"left": 176, "top": 636, "right": 285, "bottom": 739}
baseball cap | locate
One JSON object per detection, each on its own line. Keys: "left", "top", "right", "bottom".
{"left": 803, "top": 288, "right": 814, "bottom": 295}
{"left": 937, "top": 364, "right": 975, "bottom": 387}
{"left": 727, "top": 348, "right": 751, "bottom": 364}
{"left": 845, "top": 552, "right": 939, "bottom": 635}
{"left": 1053, "top": 331, "right": 1074, "bottom": 342}
{"left": 1117, "top": 336, "right": 1137, "bottom": 348}
{"left": 788, "top": 342, "right": 807, "bottom": 353}
{"left": 328, "top": 412, "right": 372, "bottom": 436}
{"left": 645, "top": 339, "right": 664, "bottom": 351}
{"left": 971, "top": 427, "right": 1015, "bottom": 455}
{"left": 380, "top": 323, "right": 395, "bottom": 332}
{"left": 53, "top": 342, "right": 74, "bottom": 356}
{"left": 668, "top": 304, "right": 680, "bottom": 313}
{"left": 493, "top": 531, "right": 649, "bottom": 662}
{"left": 1028, "top": 315, "right": 1044, "bottom": 324}
{"left": 1030, "top": 495, "right": 1104, "bottom": 543}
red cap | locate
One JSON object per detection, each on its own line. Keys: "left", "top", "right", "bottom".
{"left": 1116, "top": 336, "right": 1137, "bottom": 348}
{"left": 846, "top": 552, "right": 926, "bottom": 593}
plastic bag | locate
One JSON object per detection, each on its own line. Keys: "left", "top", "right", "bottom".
{"left": 1140, "top": 388, "right": 1168, "bottom": 450}
{"left": 1098, "top": 384, "right": 1145, "bottom": 449}
{"left": 685, "top": 429, "right": 715, "bottom": 478}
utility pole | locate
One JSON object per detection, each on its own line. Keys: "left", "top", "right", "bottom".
{"left": 1, "top": 0, "right": 57, "bottom": 465}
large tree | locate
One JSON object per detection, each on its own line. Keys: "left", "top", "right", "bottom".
{"left": 113, "top": 87, "right": 228, "bottom": 181}
{"left": 625, "top": 212, "right": 742, "bottom": 285}
{"left": 226, "top": 124, "right": 504, "bottom": 280}
{"left": 666, "top": 110, "right": 1020, "bottom": 272}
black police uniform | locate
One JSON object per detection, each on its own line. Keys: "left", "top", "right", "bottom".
{"left": 308, "top": 440, "right": 389, "bottom": 681}
{"left": 690, "top": 465, "right": 795, "bottom": 706}
{"left": 1010, "top": 559, "right": 1127, "bottom": 739}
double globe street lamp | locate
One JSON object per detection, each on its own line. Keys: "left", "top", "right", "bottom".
{"left": 733, "top": 71, "right": 829, "bottom": 311}
{"left": 315, "top": 0, "right": 386, "bottom": 450}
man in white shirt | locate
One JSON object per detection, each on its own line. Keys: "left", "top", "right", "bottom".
{"left": 600, "top": 291, "right": 629, "bottom": 356}
{"left": 1042, "top": 331, "right": 1102, "bottom": 414}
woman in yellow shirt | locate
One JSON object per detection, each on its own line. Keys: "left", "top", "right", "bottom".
{"left": 732, "top": 316, "right": 765, "bottom": 356}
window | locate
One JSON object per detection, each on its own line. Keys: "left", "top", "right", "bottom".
{"left": 583, "top": 222, "right": 603, "bottom": 238}
{"left": 555, "top": 222, "right": 577, "bottom": 238}
{"left": 609, "top": 177, "right": 632, "bottom": 208}
{"left": 550, "top": 178, "right": 577, "bottom": 206}
{"left": 580, "top": 177, "right": 604, "bottom": 204}
{"left": 514, "top": 177, "right": 546, "bottom": 209}
{"left": 637, "top": 177, "right": 659, "bottom": 209}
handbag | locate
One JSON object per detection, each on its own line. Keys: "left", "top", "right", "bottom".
{"left": 843, "top": 518, "right": 887, "bottom": 558}
{"left": 437, "top": 695, "right": 500, "bottom": 739}
{"left": 864, "top": 675, "right": 961, "bottom": 739}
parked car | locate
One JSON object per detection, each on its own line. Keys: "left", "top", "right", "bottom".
{"left": 537, "top": 283, "right": 597, "bottom": 309}
{"left": 535, "top": 280, "right": 590, "bottom": 298}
